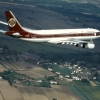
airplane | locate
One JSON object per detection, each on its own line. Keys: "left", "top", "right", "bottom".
{"left": 0, "top": 11, "right": 100, "bottom": 49}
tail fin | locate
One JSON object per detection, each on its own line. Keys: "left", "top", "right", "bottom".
{"left": 5, "top": 11, "right": 24, "bottom": 32}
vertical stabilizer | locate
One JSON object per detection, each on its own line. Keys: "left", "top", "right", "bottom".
{"left": 5, "top": 11, "right": 24, "bottom": 32}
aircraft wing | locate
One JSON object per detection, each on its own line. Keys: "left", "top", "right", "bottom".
{"left": 48, "top": 38, "right": 95, "bottom": 49}
{"left": 48, "top": 38, "right": 90, "bottom": 44}
{"left": 0, "top": 21, "right": 8, "bottom": 33}
{"left": 0, "top": 29, "right": 7, "bottom": 33}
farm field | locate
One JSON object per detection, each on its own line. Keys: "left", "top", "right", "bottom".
{"left": 0, "top": 61, "right": 56, "bottom": 80}
{"left": 0, "top": 65, "right": 6, "bottom": 72}
{"left": 69, "top": 86, "right": 88, "bottom": 100}
{"left": 52, "top": 64, "right": 71, "bottom": 75}
{"left": 17, "top": 85, "right": 80, "bottom": 100}
{"left": 0, "top": 61, "right": 35, "bottom": 70}
{"left": 0, "top": 61, "right": 19, "bottom": 70}
{"left": 0, "top": 61, "right": 56, "bottom": 78}
{"left": 76, "top": 86, "right": 100, "bottom": 100}
{"left": 0, "top": 80, "right": 23, "bottom": 100}
{"left": 0, "top": 94, "right": 3, "bottom": 100}
{"left": 74, "top": 81, "right": 100, "bottom": 100}
{"left": 17, "top": 67, "right": 56, "bottom": 78}
{"left": 13, "top": 61, "right": 37, "bottom": 69}
{"left": 0, "top": 80, "right": 90, "bottom": 100}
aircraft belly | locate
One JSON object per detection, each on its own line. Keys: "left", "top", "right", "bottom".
{"left": 20, "top": 36, "right": 98, "bottom": 43}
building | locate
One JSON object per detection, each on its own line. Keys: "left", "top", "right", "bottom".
{"left": 72, "top": 76, "right": 80, "bottom": 80}
{"left": 65, "top": 75, "right": 70, "bottom": 78}
{"left": 48, "top": 68, "right": 53, "bottom": 71}
{"left": 93, "top": 77, "right": 96, "bottom": 80}
{"left": 0, "top": 76, "right": 2, "bottom": 79}
{"left": 68, "top": 67, "right": 72, "bottom": 69}
{"left": 50, "top": 80, "right": 57, "bottom": 85}
{"left": 64, "top": 78, "right": 73, "bottom": 82}
{"left": 55, "top": 72, "right": 61, "bottom": 75}
{"left": 36, "top": 80, "right": 42, "bottom": 82}
{"left": 14, "top": 80, "right": 21, "bottom": 84}
{"left": 59, "top": 75, "right": 64, "bottom": 79}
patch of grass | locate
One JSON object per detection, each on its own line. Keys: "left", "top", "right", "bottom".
{"left": 69, "top": 86, "right": 88, "bottom": 100}
{"left": 74, "top": 81, "right": 100, "bottom": 100}
{"left": 52, "top": 64, "right": 71, "bottom": 75}
{"left": 76, "top": 86, "right": 100, "bottom": 100}
{"left": 73, "top": 80, "right": 90, "bottom": 86}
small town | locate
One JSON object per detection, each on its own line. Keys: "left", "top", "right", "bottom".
{"left": 0, "top": 60, "right": 99, "bottom": 88}
{"left": 0, "top": 45, "right": 99, "bottom": 88}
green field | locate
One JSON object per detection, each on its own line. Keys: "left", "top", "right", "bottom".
{"left": 52, "top": 64, "right": 71, "bottom": 75}
{"left": 69, "top": 86, "right": 88, "bottom": 100}
{"left": 73, "top": 80, "right": 90, "bottom": 86}
{"left": 76, "top": 86, "right": 100, "bottom": 100}
{"left": 74, "top": 80, "right": 100, "bottom": 100}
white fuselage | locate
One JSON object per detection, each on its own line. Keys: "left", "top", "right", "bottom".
{"left": 21, "top": 28, "right": 100, "bottom": 43}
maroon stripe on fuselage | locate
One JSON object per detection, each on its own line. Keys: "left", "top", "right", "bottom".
{"left": 19, "top": 32, "right": 96, "bottom": 38}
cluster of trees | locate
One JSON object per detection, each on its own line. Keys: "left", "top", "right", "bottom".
{"left": 81, "top": 79, "right": 89, "bottom": 83}
{"left": 38, "top": 52, "right": 100, "bottom": 65}
{"left": 0, "top": 70, "right": 14, "bottom": 85}
{"left": 0, "top": 45, "right": 21, "bottom": 62}
{"left": 40, "top": 80, "right": 51, "bottom": 87}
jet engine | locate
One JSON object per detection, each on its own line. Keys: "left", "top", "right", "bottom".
{"left": 12, "top": 32, "right": 21, "bottom": 37}
{"left": 84, "top": 43, "right": 95, "bottom": 49}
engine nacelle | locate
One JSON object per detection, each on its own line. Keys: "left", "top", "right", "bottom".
{"left": 12, "top": 32, "right": 20, "bottom": 37}
{"left": 85, "top": 43, "right": 95, "bottom": 49}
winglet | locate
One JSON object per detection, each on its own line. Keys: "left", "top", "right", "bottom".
{"left": 5, "top": 11, "right": 24, "bottom": 32}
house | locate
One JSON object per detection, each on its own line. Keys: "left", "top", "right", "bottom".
{"left": 78, "top": 69, "right": 81, "bottom": 72}
{"left": 53, "top": 62, "right": 57, "bottom": 65}
{"left": 73, "top": 65, "right": 78, "bottom": 68}
{"left": 72, "top": 76, "right": 80, "bottom": 80}
{"left": 36, "top": 80, "right": 42, "bottom": 82}
{"left": 48, "top": 68, "right": 53, "bottom": 71}
{"left": 93, "top": 77, "right": 96, "bottom": 80}
{"left": 65, "top": 75, "right": 70, "bottom": 78}
{"left": 68, "top": 67, "right": 72, "bottom": 69}
{"left": 59, "top": 75, "right": 64, "bottom": 79}
{"left": 78, "top": 67, "right": 81, "bottom": 69}
{"left": 14, "top": 80, "right": 21, "bottom": 84}
{"left": 64, "top": 78, "right": 73, "bottom": 82}
{"left": 50, "top": 80, "right": 57, "bottom": 85}
{"left": 0, "top": 76, "right": 2, "bottom": 79}
{"left": 55, "top": 72, "right": 61, "bottom": 75}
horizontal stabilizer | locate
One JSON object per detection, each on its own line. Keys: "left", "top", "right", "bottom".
{"left": 0, "top": 21, "right": 30, "bottom": 31}
{"left": 0, "top": 21, "right": 8, "bottom": 25}
{"left": 0, "top": 30, "right": 7, "bottom": 33}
